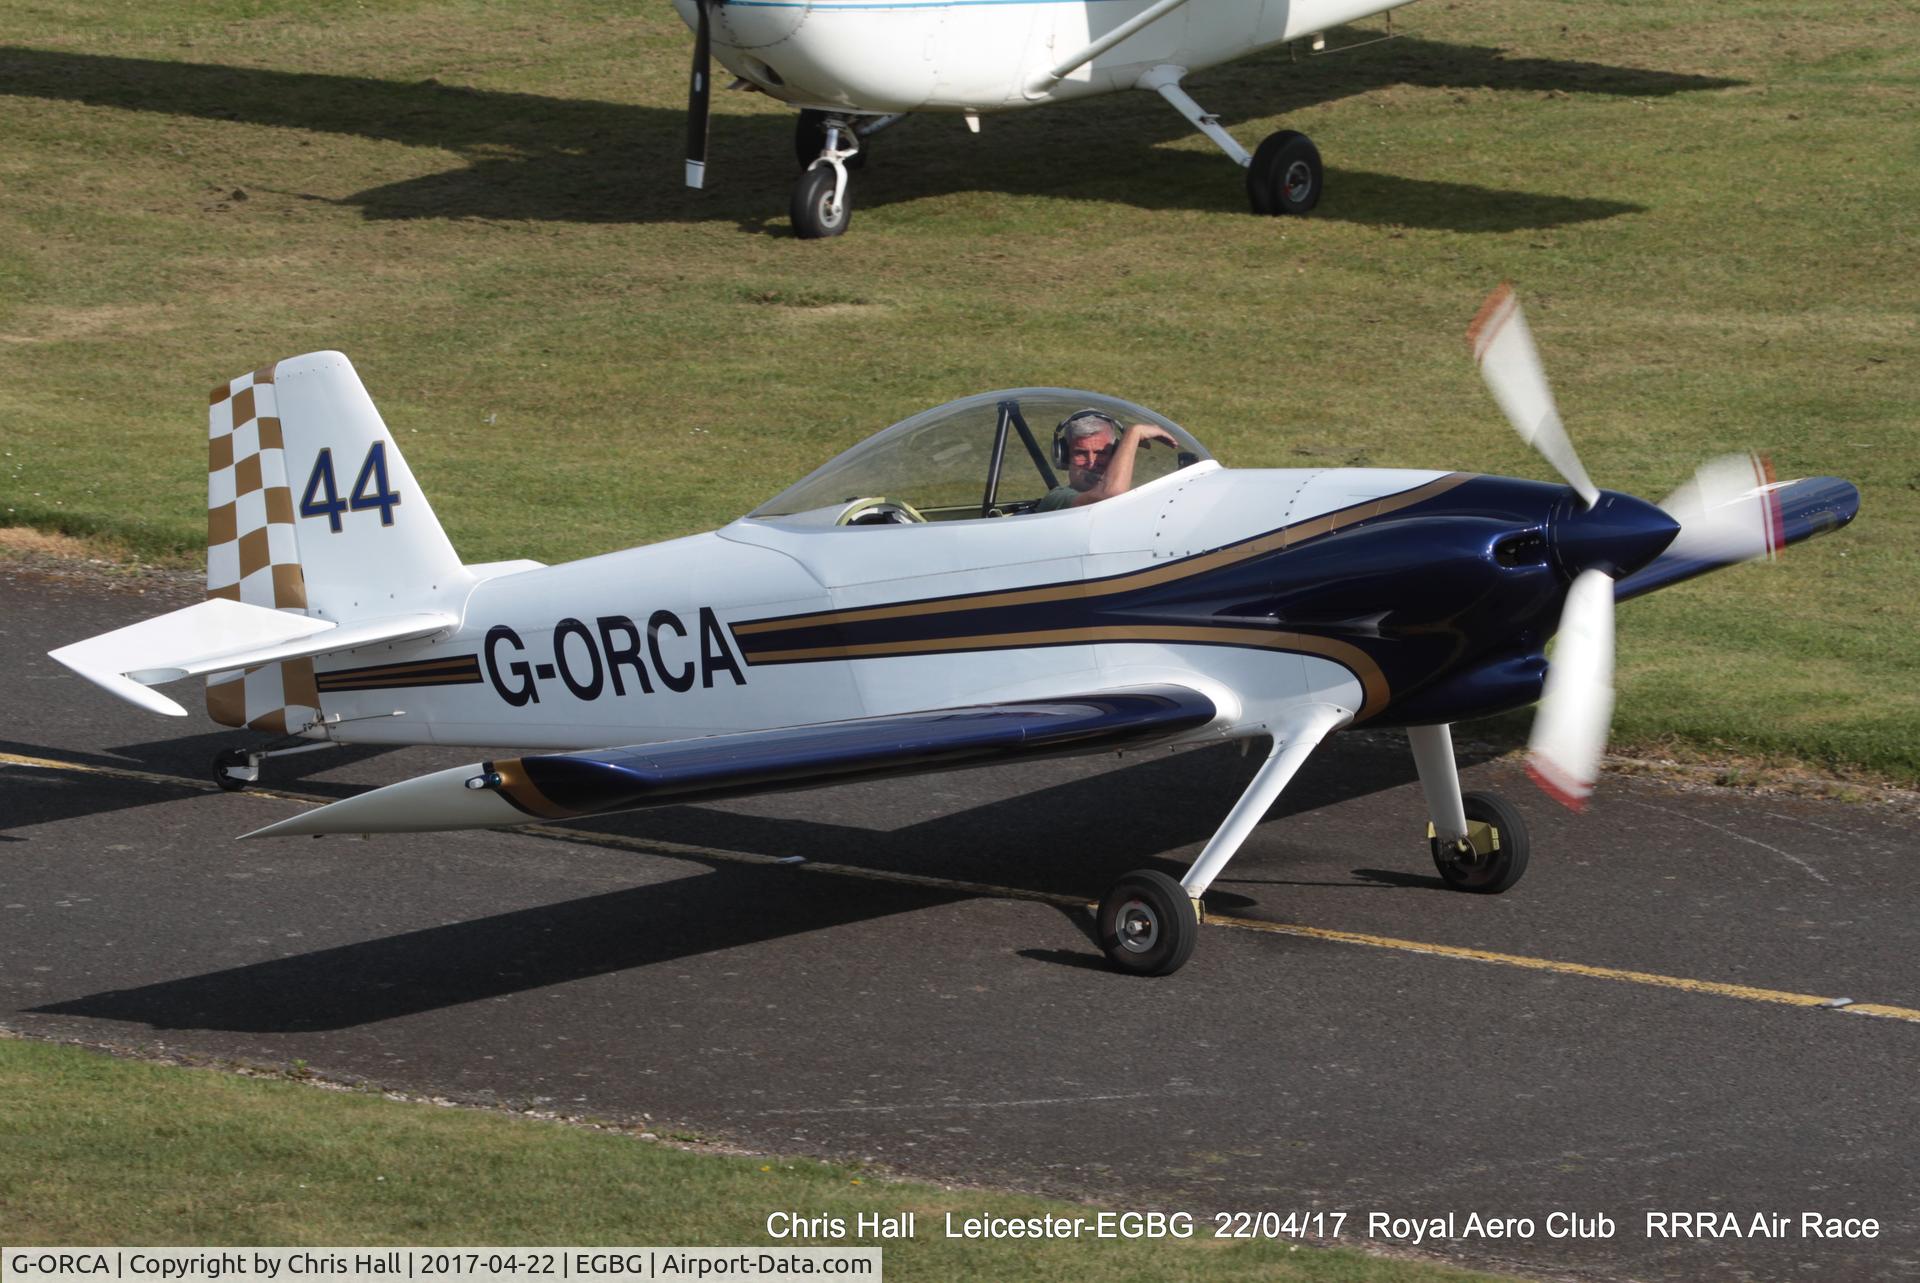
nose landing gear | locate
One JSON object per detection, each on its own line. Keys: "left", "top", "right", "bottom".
{"left": 1410, "top": 724, "right": 1532, "bottom": 893}
{"left": 791, "top": 112, "right": 902, "bottom": 239}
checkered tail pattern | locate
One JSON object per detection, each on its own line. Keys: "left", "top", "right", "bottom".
{"left": 206, "top": 363, "right": 321, "bottom": 733}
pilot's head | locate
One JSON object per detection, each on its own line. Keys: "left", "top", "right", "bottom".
{"left": 1057, "top": 410, "right": 1122, "bottom": 492}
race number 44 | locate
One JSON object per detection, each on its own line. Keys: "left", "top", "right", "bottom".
{"left": 301, "top": 442, "right": 401, "bottom": 532}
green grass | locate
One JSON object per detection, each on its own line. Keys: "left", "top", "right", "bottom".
{"left": 0, "top": 1037, "right": 1500, "bottom": 1282}
{"left": 0, "top": 1, "right": 1915, "bottom": 779}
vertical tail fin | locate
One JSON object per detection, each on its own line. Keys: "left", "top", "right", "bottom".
{"left": 204, "top": 352, "right": 468, "bottom": 731}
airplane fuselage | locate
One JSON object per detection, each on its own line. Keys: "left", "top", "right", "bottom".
{"left": 672, "top": 0, "right": 1410, "bottom": 115}
{"left": 305, "top": 463, "right": 1613, "bottom": 752}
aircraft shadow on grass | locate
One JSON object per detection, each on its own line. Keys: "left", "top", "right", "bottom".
{"left": 23, "top": 727, "right": 1519, "bottom": 1033}
{"left": 0, "top": 39, "right": 1737, "bottom": 231}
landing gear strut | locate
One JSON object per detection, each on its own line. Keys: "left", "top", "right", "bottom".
{"left": 795, "top": 110, "right": 869, "bottom": 171}
{"left": 1096, "top": 705, "right": 1347, "bottom": 976}
{"left": 1137, "top": 64, "right": 1323, "bottom": 218}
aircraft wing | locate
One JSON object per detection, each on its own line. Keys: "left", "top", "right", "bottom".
{"left": 245, "top": 685, "right": 1220, "bottom": 838}
{"left": 48, "top": 598, "right": 459, "bottom": 717}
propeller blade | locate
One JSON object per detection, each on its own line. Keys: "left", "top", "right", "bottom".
{"left": 685, "top": 0, "right": 712, "bottom": 189}
{"left": 1469, "top": 284, "right": 1601, "bottom": 509}
{"left": 1527, "top": 567, "right": 1615, "bottom": 812}
{"left": 1658, "top": 451, "right": 1786, "bottom": 567}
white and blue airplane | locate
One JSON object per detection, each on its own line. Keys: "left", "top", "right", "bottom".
{"left": 50, "top": 287, "right": 1859, "bottom": 975}
{"left": 674, "top": 0, "right": 1417, "bottom": 235}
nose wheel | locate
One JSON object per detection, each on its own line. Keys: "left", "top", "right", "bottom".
{"left": 791, "top": 164, "right": 852, "bottom": 239}
{"left": 1430, "top": 791, "right": 1531, "bottom": 893}
{"left": 791, "top": 115, "right": 863, "bottom": 239}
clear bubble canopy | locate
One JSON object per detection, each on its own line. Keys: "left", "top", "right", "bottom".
{"left": 750, "top": 388, "right": 1212, "bottom": 523}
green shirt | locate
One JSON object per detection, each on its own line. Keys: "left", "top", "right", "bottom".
{"left": 1034, "top": 485, "right": 1081, "bottom": 513}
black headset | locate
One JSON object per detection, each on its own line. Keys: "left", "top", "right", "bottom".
{"left": 1052, "top": 409, "right": 1124, "bottom": 469}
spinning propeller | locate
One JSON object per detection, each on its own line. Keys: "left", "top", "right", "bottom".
{"left": 686, "top": 0, "right": 714, "bottom": 189}
{"left": 1469, "top": 284, "right": 1788, "bottom": 811}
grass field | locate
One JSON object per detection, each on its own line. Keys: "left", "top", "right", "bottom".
{"left": 0, "top": 1036, "right": 1502, "bottom": 1282}
{"left": 0, "top": 0, "right": 1914, "bottom": 784}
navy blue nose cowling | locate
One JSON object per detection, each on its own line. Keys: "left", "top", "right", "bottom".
{"left": 1552, "top": 490, "right": 1681, "bottom": 580}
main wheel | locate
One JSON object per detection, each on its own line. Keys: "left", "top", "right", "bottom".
{"left": 1097, "top": 869, "right": 1199, "bottom": 976}
{"left": 794, "top": 110, "right": 868, "bottom": 170}
{"left": 1431, "top": 791, "right": 1530, "bottom": 893}
{"left": 791, "top": 165, "right": 852, "bottom": 239}
{"left": 212, "top": 748, "right": 254, "bottom": 793}
{"left": 1246, "top": 130, "right": 1323, "bottom": 217}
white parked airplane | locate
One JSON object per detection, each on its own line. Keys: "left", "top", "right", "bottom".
{"left": 674, "top": 0, "right": 1414, "bottom": 236}
{"left": 49, "top": 288, "right": 1858, "bottom": 975}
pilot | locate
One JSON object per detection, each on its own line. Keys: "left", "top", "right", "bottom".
{"left": 1033, "top": 409, "right": 1179, "bottom": 511}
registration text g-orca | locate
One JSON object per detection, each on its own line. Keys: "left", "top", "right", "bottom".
{"left": 484, "top": 607, "right": 745, "bottom": 706}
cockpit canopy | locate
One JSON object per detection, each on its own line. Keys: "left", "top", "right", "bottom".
{"left": 749, "top": 388, "right": 1212, "bottom": 523}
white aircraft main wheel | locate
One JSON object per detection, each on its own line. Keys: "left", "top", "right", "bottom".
{"left": 794, "top": 111, "right": 868, "bottom": 170}
{"left": 1431, "top": 791, "right": 1531, "bottom": 894}
{"left": 791, "top": 166, "right": 853, "bottom": 239}
{"left": 1246, "top": 130, "right": 1323, "bottom": 217}
{"left": 1097, "top": 869, "right": 1199, "bottom": 976}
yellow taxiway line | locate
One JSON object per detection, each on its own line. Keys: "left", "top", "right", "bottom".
{"left": 5, "top": 749, "right": 1918, "bottom": 1025}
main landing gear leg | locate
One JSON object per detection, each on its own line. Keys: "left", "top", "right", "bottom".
{"left": 1097, "top": 704, "right": 1347, "bottom": 976}
{"left": 1409, "top": 723, "right": 1531, "bottom": 893}
{"left": 1136, "top": 63, "right": 1323, "bottom": 217}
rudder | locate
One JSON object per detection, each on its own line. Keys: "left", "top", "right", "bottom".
{"left": 204, "top": 352, "right": 467, "bottom": 731}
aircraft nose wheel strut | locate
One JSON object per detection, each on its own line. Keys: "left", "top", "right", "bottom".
{"left": 792, "top": 116, "right": 862, "bottom": 239}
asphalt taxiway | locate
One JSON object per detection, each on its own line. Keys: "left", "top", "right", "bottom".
{"left": 3, "top": 566, "right": 1916, "bottom": 1281}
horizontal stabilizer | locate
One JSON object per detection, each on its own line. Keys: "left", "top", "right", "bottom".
{"left": 49, "top": 599, "right": 457, "bottom": 716}
{"left": 245, "top": 685, "right": 1218, "bottom": 838}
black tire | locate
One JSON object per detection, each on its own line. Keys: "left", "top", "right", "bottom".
{"left": 1097, "top": 869, "right": 1199, "bottom": 976}
{"left": 1246, "top": 130, "right": 1323, "bottom": 217}
{"left": 1431, "top": 791, "right": 1530, "bottom": 893}
{"left": 791, "top": 165, "right": 852, "bottom": 239}
{"left": 212, "top": 748, "right": 253, "bottom": 793}
{"left": 794, "top": 110, "right": 868, "bottom": 170}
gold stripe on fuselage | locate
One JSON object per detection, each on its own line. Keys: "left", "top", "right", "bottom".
{"left": 746, "top": 624, "right": 1390, "bottom": 721}
{"left": 731, "top": 472, "right": 1473, "bottom": 637}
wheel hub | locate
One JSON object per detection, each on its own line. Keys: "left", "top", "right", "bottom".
{"left": 1118, "top": 899, "right": 1160, "bottom": 953}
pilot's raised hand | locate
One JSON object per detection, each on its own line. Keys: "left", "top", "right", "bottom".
{"left": 1124, "top": 423, "right": 1179, "bottom": 450}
